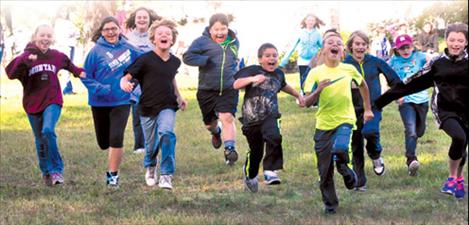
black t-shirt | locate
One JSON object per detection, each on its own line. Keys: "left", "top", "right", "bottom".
{"left": 234, "top": 65, "right": 286, "bottom": 125}
{"left": 125, "top": 51, "right": 181, "bottom": 117}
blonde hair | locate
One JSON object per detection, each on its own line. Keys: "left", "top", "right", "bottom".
{"left": 31, "top": 24, "right": 55, "bottom": 43}
{"left": 149, "top": 19, "right": 178, "bottom": 47}
{"left": 300, "top": 14, "right": 325, "bottom": 29}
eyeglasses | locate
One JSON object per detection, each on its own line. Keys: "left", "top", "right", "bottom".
{"left": 102, "top": 27, "right": 119, "bottom": 33}
{"left": 398, "top": 45, "right": 411, "bottom": 50}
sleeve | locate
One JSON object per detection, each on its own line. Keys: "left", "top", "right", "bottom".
{"left": 61, "top": 52, "right": 84, "bottom": 77}
{"left": 279, "top": 70, "right": 287, "bottom": 89}
{"left": 375, "top": 58, "right": 437, "bottom": 109}
{"left": 5, "top": 53, "right": 29, "bottom": 80}
{"left": 124, "top": 55, "right": 145, "bottom": 82}
{"left": 377, "top": 58, "right": 400, "bottom": 87}
{"left": 80, "top": 49, "right": 111, "bottom": 97}
{"left": 350, "top": 66, "right": 363, "bottom": 86}
{"left": 182, "top": 38, "right": 210, "bottom": 67}
{"left": 279, "top": 37, "right": 300, "bottom": 68}
{"left": 234, "top": 65, "right": 261, "bottom": 80}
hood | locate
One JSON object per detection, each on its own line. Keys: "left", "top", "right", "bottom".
{"left": 202, "top": 26, "right": 238, "bottom": 42}
{"left": 96, "top": 35, "right": 129, "bottom": 48}
{"left": 24, "top": 42, "right": 54, "bottom": 58}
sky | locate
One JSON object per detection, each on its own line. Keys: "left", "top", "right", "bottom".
{"left": 0, "top": 0, "right": 459, "bottom": 59}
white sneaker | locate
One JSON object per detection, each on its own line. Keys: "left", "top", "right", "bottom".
{"left": 408, "top": 160, "right": 420, "bottom": 176}
{"left": 145, "top": 167, "right": 157, "bottom": 186}
{"left": 159, "top": 175, "right": 173, "bottom": 190}
{"left": 134, "top": 148, "right": 145, "bottom": 154}
{"left": 263, "top": 170, "right": 281, "bottom": 185}
{"left": 372, "top": 157, "right": 385, "bottom": 176}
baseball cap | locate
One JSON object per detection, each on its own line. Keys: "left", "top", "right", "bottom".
{"left": 395, "top": 34, "right": 413, "bottom": 49}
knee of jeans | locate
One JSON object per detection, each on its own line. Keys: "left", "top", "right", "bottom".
{"left": 41, "top": 127, "right": 56, "bottom": 138}
{"left": 333, "top": 141, "right": 349, "bottom": 153}
{"left": 405, "top": 129, "right": 418, "bottom": 138}
{"left": 160, "top": 132, "right": 176, "bottom": 145}
{"left": 362, "top": 131, "right": 378, "bottom": 139}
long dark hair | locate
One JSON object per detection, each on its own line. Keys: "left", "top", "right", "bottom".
{"left": 91, "top": 16, "right": 120, "bottom": 43}
{"left": 125, "top": 7, "right": 161, "bottom": 30}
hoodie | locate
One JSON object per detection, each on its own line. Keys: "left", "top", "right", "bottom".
{"left": 5, "top": 42, "right": 83, "bottom": 113}
{"left": 81, "top": 36, "right": 142, "bottom": 107}
{"left": 183, "top": 27, "right": 239, "bottom": 92}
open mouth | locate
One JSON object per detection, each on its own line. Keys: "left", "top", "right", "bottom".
{"left": 267, "top": 62, "right": 276, "bottom": 66}
{"left": 355, "top": 49, "right": 365, "bottom": 54}
{"left": 161, "top": 40, "right": 169, "bottom": 44}
{"left": 330, "top": 48, "right": 339, "bottom": 55}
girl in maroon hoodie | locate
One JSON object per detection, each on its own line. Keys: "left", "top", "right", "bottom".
{"left": 6, "top": 24, "right": 85, "bottom": 186}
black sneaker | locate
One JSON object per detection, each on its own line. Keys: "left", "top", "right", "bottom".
{"left": 324, "top": 208, "right": 336, "bottom": 215}
{"left": 224, "top": 147, "right": 238, "bottom": 166}
{"left": 211, "top": 132, "right": 222, "bottom": 149}
{"left": 343, "top": 168, "right": 358, "bottom": 190}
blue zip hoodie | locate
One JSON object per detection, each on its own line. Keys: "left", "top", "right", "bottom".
{"left": 183, "top": 27, "right": 239, "bottom": 92}
{"left": 344, "top": 54, "right": 400, "bottom": 108}
{"left": 81, "top": 36, "right": 142, "bottom": 106}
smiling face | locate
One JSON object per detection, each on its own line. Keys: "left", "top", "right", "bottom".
{"left": 323, "top": 35, "right": 344, "bottom": 62}
{"left": 101, "top": 21, "right": 121, "bottom": 44}
{"left": 210, "top": 21, "right": 228, "bottom": 44}
{"left": 33, "top": 25, "right": 54, "bottom": 53}
{"left": 305, "top": 16, "right": 316, "bottom": 29}
{"left": 135, "top": 9, "right": 150, "bottom": 32}
{"left": 446, "top": 32, "right": 467, "bottom": 56}
{"left": 152, "top": 25, "right": 173, "bottom": 51}
{"left": 258, "top": 47, "right": 278, "bottom": 72}
{"left": 397, "top": 44, "right": 414, "bottom": 58}
{"left": 351, "top": 36, "right": 368, "bottom": 61}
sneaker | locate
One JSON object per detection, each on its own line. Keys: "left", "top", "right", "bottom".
{"left": 408, "top": 160, "right": 420, "bottom": 176}
{"left": 355, "top": 185, "right": 367, "bottom": 192}
{"left": 106, "top": 172, "right": 119, "bottom": 188}
{"left": 212, "top": 126, "right": 222, "bottom": 149}
{"left": 159, "top": 175, "right": 173, "bottom": 190}
{"left": 43, "top": 174, "right": 52, "bottom": 186}
{"left": 51, "top": 173, "right": 64, "bottom": 185}
{"left": 244, "top": 176, "right": 259, "bottom": 193}
{"left": 441, "top": 177, "right": 456, "bottom": 195}
{"left": 145, "top": 167, "right": 157, "bottom": 186}
{"left": 224, "top": 147, "right": 238, "bottom": 166}
{"left": 372, "top": 157, "right": 385, "bottom": 176}
{"left": 264, "top": 170, "right": 281, "bottom": 185}
{"left": 133, "top": 148, "right": 145, "bottom": 154}
{"left": 455, "top": 179, "right": 465, "bottom": 199}
{"left": 343, "top": 168, "right": 358, "bottom": 190}
{"left": 324, "top": 208, "right": 337, "bottom": 215}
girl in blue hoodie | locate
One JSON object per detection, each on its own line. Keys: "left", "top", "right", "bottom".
{"left": 81, "top": 16, "right": 142, "bottom": 188}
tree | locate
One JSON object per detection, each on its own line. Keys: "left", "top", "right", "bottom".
{"left": 415, "top": 1, "right": 468, "bottom": 29}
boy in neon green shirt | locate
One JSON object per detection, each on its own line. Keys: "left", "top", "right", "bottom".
{"left": 304, "top": 31, "right": 374, "bottom": 214}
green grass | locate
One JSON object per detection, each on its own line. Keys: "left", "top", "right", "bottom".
{"left": 0, "top": 73, "right": 467, "bottom": 225}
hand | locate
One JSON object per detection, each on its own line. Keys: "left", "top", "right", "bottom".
{"left": 397, "top": 97, "right": 404, "bottom": 106}
{"left": 79, "top": 72, "right": 86, "bottom": 78}
{"left": 178, "top": 97, "right": 188, "bottom": 111}
{"left": 317, "top": 79, "right": 332, "bottom": 91}
{"left": 363, "top": 110, "right": 374, "bottom": 123}
{"left": 28, "top": 54, "right": 37, "bottom": 61}
{"left": 252, "top": 74, "right": 267, "bottom": 87}
{"left": 297, "top": 95, "right": 306, "bottom": 107}
{"left": 120, "top": 77, "right": 134, "bottom": 93}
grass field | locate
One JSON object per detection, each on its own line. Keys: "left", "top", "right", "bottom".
{"left": 0, "top": 73, "right": 467, "bottom": 225}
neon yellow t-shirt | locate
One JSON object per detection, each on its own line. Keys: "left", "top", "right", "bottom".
{"left": 305, "top": 63, "right": 363, "bottom": 130}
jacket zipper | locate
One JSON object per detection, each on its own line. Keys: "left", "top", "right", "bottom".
{"left": 219, "top": 38, "right": 237, "bottom": 96}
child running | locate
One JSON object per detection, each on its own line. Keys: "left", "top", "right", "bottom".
{"left": 120, "top": 19, "right": 187, "bottom": 190}
{"left": 233, "top": 43, "right": 304, "bottom": 192}
{"left": 304, "top": 30, "right": 374, "bottom": 214}
{"left": 5, "top": 24, "right": 85, "bottom": 186}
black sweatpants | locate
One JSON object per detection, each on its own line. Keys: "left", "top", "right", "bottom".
{"left": 314, "top": 124, "right": 355, "bottom": 211}
{"left": 91, "top": 104, "right": 131, "bottom": 149}
{"left": 242, "top": 115, "right": 283, "bottom": 179}
{"left": 441, "top": 117, "right": 468, "bottom": 167}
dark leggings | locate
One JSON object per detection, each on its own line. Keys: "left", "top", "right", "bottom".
{"left": 441, "top": 118, "right": 468, "bottom": 167}
{"left": 91, "top": 105, "right": 131, "bottom": 149}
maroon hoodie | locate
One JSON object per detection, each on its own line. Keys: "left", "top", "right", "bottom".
{"left": 6, "top": 42, "right": 84, "bottom": 114}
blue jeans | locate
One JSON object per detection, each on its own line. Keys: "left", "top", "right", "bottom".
{"left": 398, "top": 102, "right": 429, "bottom": 162}
{"left": 27, "top": 104, "right": 63, "bottom": 175}
{"left": 131, "top": 103, "right": 145, "bottom": 150}
{"left": 141, "top": 109, "right": 177, "bottom": 175}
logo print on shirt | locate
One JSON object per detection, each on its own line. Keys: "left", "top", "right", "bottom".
{"left": 108, "top": 49, "right": 132, "bottom": 71}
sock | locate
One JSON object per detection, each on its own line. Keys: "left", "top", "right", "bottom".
{"left": 209, "top": 126, "right": 221, "bottom": 135}
{"left": 224, "top": 140, "right": 235, "bottom": 150}
{"left": 110, "top": 171, "right": 118, "bottom": 176}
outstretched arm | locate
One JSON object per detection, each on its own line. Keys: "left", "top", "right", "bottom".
{"left": 173, "top": 78, "right": 188, "bottom": 110}
{"left": 282, "top": 84, "right": 305, "bottom": 107}
{"left": 358, "top": 80, "right": 374, "bottom": 123}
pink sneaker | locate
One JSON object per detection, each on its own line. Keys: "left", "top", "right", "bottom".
{"left": 51, "top": 173, "right": 64, "bottom": 185}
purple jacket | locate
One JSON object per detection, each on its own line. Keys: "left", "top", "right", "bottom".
{"left": 5, "top": 42, "right": 83, "bottom": 113}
